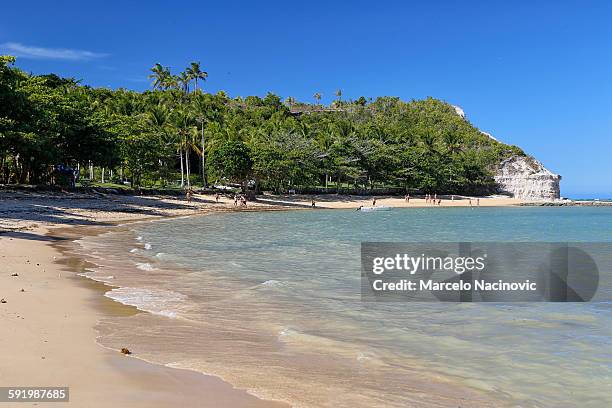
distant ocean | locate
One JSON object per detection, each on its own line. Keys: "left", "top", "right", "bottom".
{"left": 568, "top": 196, "right": 612, "bottom": 201}
{"left": 77, "top": 207, "right": 612, "bottom": 407}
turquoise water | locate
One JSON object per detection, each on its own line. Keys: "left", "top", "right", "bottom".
{"left": 80, "top": 207, "right": 612, "bottom": 407}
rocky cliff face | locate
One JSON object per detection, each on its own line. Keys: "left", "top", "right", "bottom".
{"left": 494, "top": 156, "right": 561, "bottom": 200}
{"left": 452, "top": 104, "right": 561, "bottom": 200}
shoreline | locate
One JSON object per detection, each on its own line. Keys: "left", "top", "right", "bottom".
{"left": 0, "top": 191, "right": 562, "bottom": 407}
{"left": 64, "top": 216, "right": 506, "bottom": 408}
{"left": 0, "top": 223, "right": 290, "bottom": 408}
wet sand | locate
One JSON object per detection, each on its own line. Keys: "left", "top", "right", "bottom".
{"left": 0, "top": 225, "right": 289, "bottom": 407}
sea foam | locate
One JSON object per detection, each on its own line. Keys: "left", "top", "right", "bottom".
{"left": 136, "top": 262, "right": 156, "bottom": 271}
{"left": 105, "top": 287, "right": 187, "bottom": 318}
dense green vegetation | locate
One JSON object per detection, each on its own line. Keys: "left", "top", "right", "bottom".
{"left": 0, "top": 55, "right": 524, "bottom": 194}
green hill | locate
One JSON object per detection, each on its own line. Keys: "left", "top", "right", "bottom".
{"left": 0, "top": 56, "right": 524, "bottom": 194}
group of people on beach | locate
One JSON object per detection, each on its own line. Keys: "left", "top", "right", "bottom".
{"left": 185, "top": 190, "right": 248, "bottom": 207}
{"left": 187, "top": 191, "right": 484, "bottom": 209}
{"left": 233, "top": 194, "right": 248, "bottom": 207}
{"left": 425, "top": 193, "right": 442, "bottom": 205}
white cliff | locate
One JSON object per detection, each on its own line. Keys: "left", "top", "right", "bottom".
{"left": 451, "top": 104, "right": 561, "bottom": 200}
{"left": 494, "top": 156, "right": 561, "bottom": 200}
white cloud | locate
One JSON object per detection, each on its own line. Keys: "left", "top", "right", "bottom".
{"left": 0, "top": 42, "right": 108, "bottom": 61}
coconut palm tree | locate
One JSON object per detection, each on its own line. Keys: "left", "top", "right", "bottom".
{"left": 165, "top": 75, "right": 179, "bottom": 91}
{"left": 170, "top": 108, "right": 201, "bottom": 189}
{"left": 178, "top": 71, "right": 191, "bottom": 94}
{"left": 313, "top": 92, "right": 322, "bottom": 106}
{"left": 186, "top": 62, "right": 208, "bottom": 92}
{"left": 146, "top": 104, "right": 175, "bottom": 183}
{"left": 285, "top": 96, "right": 296, "bottom": 109}
{"left": 148, "top": 63, "right": 171, "bottom": 90}
{"left": 335, "top": 89, "right": 342, "bottom": 101}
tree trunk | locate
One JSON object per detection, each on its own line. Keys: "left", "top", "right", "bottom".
{"left": 201, "top": 123, "right": 208, "bottom": 188}
{"left": 15, "top": 155, "right": 23, "bottom": 184}
{"left": 179, "top": 147, "right": 184, "bottom": 187}
{"left": 186, "top": 146, "right": 191, "bottom": 189}
{"left": 101, "top": 167, "right": 105, "bottom": 183}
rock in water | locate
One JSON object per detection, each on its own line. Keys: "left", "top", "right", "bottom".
{"left": 495, "top": 156, "right": 561, "bottom": 200}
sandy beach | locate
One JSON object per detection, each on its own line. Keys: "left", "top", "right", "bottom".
{"left": 259, "top": 194, "right": 525, "bottom": 209}
{"left": 0, "top": 190, "right": 526, "bottom": 407}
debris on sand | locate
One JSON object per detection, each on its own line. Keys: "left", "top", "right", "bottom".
{"left": 20, "top": 289, "right": 25, "bottom": 292}
{"left": 11, "top": 273, "right": 18, "bottom": 276}
{"left": 120, "top": 348, "right": 132, "bottom": 355}
{"left": 1, "top": 298, "right": 6, "bottom": 303}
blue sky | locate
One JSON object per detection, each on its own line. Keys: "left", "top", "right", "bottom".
{"left": 1, "top": 1, "right": 611, "bottom": 197}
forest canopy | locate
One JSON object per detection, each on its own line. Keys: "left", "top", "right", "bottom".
{"left": 0, "top": 56, "right": 524, "bottom": 194}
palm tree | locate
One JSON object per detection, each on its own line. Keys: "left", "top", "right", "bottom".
{"left": 186, "top": 62, "right": 208, "bottom": 92}
{"left": 178, "top": 71, "right": 191, "bottom": 94}
{"left": 285, "top": 96, "right": 296, "bottom": 110}
{"left": 335, "top": 89, "right": 342, "bottom": 101}
{"left": 313, "top": 92, "right": 322, "bottom": 106}
{"left": 148, "top": 63, "right": 171, "bottom": 90}
{"left": 165, "top": 75, "right": 179, "bottom": 91}
{"left": 170, "top": 108, "right": 200, "bottom": 189}
{"left": 146, "top": 104, "right": 174, "bottom": 183}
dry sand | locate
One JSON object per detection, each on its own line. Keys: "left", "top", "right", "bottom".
{"left": 0, "top": 191, "right": 525, "bottom": 407}
{"left": 258, "top": 194, "right": 525, "bottom": 209}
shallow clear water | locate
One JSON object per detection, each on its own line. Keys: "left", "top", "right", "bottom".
{"left": 78, "top": 207, "right": 612, "bottom": 407}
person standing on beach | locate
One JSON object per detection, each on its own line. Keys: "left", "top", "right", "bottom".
{"left": 477, "top": 198, "right": 480, "bottom": 206}
{"left": 372, "top": 198, "right": 377, "bottom": 206}
{"left": 215, "top": 193, "right": 220, "bottom": 203}
{"left": 405, "top": 194, "right": 410, "bottom": 203}
{"left": 311, "top": 199, "right": 316, "bottom": 207}
{"left": 186, "top": 189, "right": 193, "bottom": 203}
{"left": 234, "top": 195, "right": 238, "bottom": 206}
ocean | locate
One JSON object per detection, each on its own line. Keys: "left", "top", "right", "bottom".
{"left": 76, "top": 207, "right": 612, "bottom": 407}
